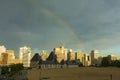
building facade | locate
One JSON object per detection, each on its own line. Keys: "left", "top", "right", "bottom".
{"left": 19, "top": 46, "right": 31, "bottom": 67}
{"left": 90, "top": 50, "right": 99, "bottom": 65}
{"left": 75, "top": 52, "right": 85, "bottom": 64}
{"left": 0, "top": 45, "right": 6, "bottom": 64}
{"left": 6, "top": 50, "right": 15, "bottom": 65}
{"left": 53, "top": 46, "right": 65, "bottom": 63}
{"left": 1, "top": 53, "right": 8, "bottom": 66}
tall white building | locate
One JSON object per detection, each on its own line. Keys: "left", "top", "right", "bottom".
{"left": 19, "top": 46, "right": 31, "bottom": 67}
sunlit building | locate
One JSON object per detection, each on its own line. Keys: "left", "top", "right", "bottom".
{"left": 53, "top": 46, "right": 65, "bottom": 63}
{"left": 90, "top": 50, "right": 99, "bottom": 65}
{"left": 39, "top": 50, "right": 48, "bottom": 61}
{"left": 1, "top": 53, "right": 8, "bottom": 66}
{"left": 12, "top": 59, "right": 22, "bottom": 64}
{"left": 84, "top": 54, "right": 91, "bottom": 66}
{"left": 75, "top": 52, "right": 85, "bottom": 64}
{"left": 68, "top": 52, "right": 76, "bottom": 61}
{"left": 6, "top": 50, "right": 15, "bottom": 65}
{"left": 19, "top": 46, "right": 31, "bottom": 67}
{"left": 30, "top": 53, "right": 34, "bottom": 60}
{"left": 63, "top": 49, "right": 68, "bottom": 61}
{"left": 0, "top": 45, "right": 6, "bottom": 64}
{"left": 1, "top": 50, "right": 22, "bottom": 66}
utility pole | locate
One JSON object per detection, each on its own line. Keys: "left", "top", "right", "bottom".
{"left": 110, "top": 74, "right": 112, "bottom": 80}
{"left": 39, "top": 65, "right": 41, "bottom": 80}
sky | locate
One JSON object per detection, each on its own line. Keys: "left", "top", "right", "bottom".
{"left": 0, "top": 0, "right": 120, "bottom": 57}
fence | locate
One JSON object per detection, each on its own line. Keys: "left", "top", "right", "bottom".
{"left": 39, "top": 64, "right": 78, "bottom": 69}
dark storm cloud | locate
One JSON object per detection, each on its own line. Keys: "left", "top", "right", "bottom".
{"left": 0, "top": 0, "right": 120, "bottom": 56}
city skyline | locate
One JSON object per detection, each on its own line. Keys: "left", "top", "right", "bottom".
{"left": 0, "top": 0, "right": 120, "bottom": 57}
{"left": 0, "top": 45, "right": 120, "bottom": 59}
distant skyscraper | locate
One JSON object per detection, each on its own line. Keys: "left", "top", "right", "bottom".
{"left": 90, "top": 50, "right": 99, "bottom": 65}
{"left": 19, "top": 46, "right": 31, "bottom": 67}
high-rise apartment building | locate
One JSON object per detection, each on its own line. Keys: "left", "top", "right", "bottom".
{"left": 0, "top": 45, "right": 6, "bottom": 64}
{"left": 6, "top": 50, "right": 15, "bottom": 65}
{"left": 68, "top": 52, "right": 76, "bottom": 61}
{"left": 19, "top": 46, "right": 31, "bottom": 67}
{"left": 84, "top": 54, "right": 91, "bottom": 66}
{"left": 75, "top": 52, "right": 85, "bottom": 64}
{"left": 53, "top": 46, "right": 65, "bottom": 63}
{"left": 63, "top": 49, "right": 68, "bottom": 61}
{"left": 0, "top": 50, "right": 22, "bottom": 66}
{"left": 1, "top": 53, "right": 8, "bottom": 66}
{"left": 90, "top": 50, "right": 99, "bottom": 65}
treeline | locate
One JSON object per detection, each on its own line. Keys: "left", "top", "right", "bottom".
{"left": 1, "top": 63, "right": 24, "bottom": 77}
{"left": 101, "top": 57, "right": 120, "bottom": 67}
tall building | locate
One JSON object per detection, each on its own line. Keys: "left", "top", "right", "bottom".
{"left": 0, "top": 45, "right": 6, "bottom": 64}
{"left": 63, "top": 49, "right": 68, "bottom": 61}
{"left": 68, "top": 52, "right": 76, "bottom": 61}
{"left": 84, "top": 54, "right": 91, "bottom": 66}
{"left": 6, "top": 50, "right": 15, "bottom": 65}
{"left": 90, "top": 50, "right": 99, "bottom": 65}
{"left": 75, "top": 52, "right": 85, "bottom": 64}
{"left": 1, "top": 53, "right": 8, "bottom": 66}
{"left": 0, "top": 50, "right": 22, "bottom": 66}
{"left": 19, "top": 46, "right": 31, "bottom": 67}
{"left": 53, "top": 46, "right": 65, "bottom": 63}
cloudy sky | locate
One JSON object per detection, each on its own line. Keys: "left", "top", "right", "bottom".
{"left": 0, "top": 0, "right": 120, "bottom": 57}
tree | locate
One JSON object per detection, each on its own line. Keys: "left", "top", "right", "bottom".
{"left": 101, "top": 57, "right": 110, "bottom": 67}
{"left": 111, "top": 60, "right": 120, "bottom": 67}
{"left": 78, "top": 62, "right": 83, "bottom": 67}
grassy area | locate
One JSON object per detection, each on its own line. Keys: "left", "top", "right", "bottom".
{"left": 26, "top": 67, "right": 120, "bottom": 80}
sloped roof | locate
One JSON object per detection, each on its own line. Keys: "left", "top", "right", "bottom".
{"left": 47, "top": 51, "right": 56, "bottom": 61}
{"left": 31, "top": 53, "right": 41, "bottom": 62}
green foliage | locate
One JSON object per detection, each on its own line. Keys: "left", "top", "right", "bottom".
{"left": 101, "top": 57, "right": 120, "bottom": 67}
{"left": 1, "top": 63, "right": 24, "bottom": 77}
{"left": 78, "top": 62, "right": 83, "bottom": 67}
{"left": 1, "top": 66, "right": 9, "bottom": 74}
{"left": 110, "top": 60, "right": 120, "bottom": 67}
{"left": 101, "top": 57, "right": 110, "bottom": 67}
{"left": 8, "top": 63, "right": 24, "bottom": 77}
